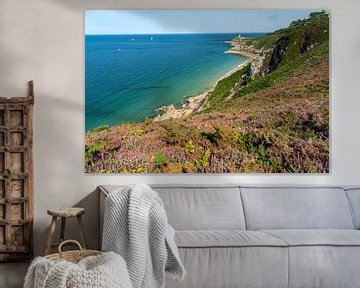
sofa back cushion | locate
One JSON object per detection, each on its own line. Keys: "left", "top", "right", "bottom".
{"left": 345, "top": 188, "right": 360, "bottom": 229}
{"left": 240, "top": 187, "right": 355, "bottom": 230}
{"left": 152, "top": 185, "right": 246, "bottom": 230}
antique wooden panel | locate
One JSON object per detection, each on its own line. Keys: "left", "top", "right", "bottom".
{"left": 0, "top": 81, "right": 34, "bottom": 261}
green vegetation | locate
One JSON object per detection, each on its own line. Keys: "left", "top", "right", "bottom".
{"left": 254, "top": 10, "right": 329, "bottom": 50}
{"left": 85, "top": 141, "right": 104, "bottom": 162}
{"left": 85, "top": 11, "right": 329, "bottom": 173}
{"left": 92, "top": 124, "right": 111, "bottom": 132}
{"left": 235, "top": 42, "right": 328, "bottom": 98}
{"left": 206, "top": 64, "right": 251, "bottom": 107}
{"left": 152, "top": 153, "right": 170, "bottom": 167}
{"left": 185, "top": 140, "right": 196, "bottom": 153}
{"left": 253, "top": 32, "right": 284, "bottom": 50}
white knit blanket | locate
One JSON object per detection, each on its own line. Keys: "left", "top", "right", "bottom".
{"left": 102, "top": 184, "right": 185, "bottom": 288}
{"left": 24, "top": 251, "right": 133, "bottom": 288}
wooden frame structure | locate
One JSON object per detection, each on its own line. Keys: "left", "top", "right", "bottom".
{"left": 0, "top": 81, "right": 34, "bottom": 261}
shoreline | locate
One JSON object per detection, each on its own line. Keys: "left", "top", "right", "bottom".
{"left": 154, "top": 37, "right": 260, "bottom": 122}
{"left": 153, "top": 59, "right": 251, "bottom": 122}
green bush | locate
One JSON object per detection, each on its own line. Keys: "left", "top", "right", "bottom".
{"left": 184, "top": 140, "right": 195, "bottom": 153}
{"left": 85, "top": 141, "right": 104, "bottom": 162}
{"left": 152, "top": 153, "right": 169, "bottom": 167}
{"left": 92, "top": 125, "right": 110, "bottom": 132}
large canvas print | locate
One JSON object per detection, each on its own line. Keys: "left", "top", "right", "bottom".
{"left": 85, "top": 10, "right": 329, "bottom": 173}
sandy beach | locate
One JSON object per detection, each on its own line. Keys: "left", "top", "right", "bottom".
{"left": 215, "top": 58, "right": 252, "bottom": 83}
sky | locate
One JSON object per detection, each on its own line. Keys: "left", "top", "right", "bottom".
{"left": 85, "top": 10, "right": 315, "bottom": 35}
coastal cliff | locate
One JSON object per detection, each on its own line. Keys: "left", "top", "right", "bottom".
{"left": 85, "top": 11, "right": 329, "bottom": 173}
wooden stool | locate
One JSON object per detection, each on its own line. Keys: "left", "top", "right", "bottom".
{"left": 45, "top": 207, "right": 87, "bottom": 255}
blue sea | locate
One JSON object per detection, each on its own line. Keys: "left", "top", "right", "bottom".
{"left": 85, "top": 33, "right": 262, "bottom": 131}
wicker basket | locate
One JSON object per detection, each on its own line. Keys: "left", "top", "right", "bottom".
{"left": 45, "top": 240, "right": 102, "bottom": 263}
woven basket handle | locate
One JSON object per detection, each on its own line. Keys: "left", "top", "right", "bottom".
{"left": 58, "top": 240, "right": 83, "bottom": 255}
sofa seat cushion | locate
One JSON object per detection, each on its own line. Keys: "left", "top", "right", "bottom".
{"left": 262, "top": 229, "right": 360, "bottom": 246}
{"left": 166, "top": 246, "right": 289, "bottom": 288}
{"left": 175, "top": 230, "right": 288, "bottom": 248}
{"left": 260, "top": 230, "right": 360, "bottom": 288}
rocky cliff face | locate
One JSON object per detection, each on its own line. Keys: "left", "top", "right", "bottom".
{"left": 250, "top": 37, "right": 289, "bottom": 78}
{"left": 226, "top": 35, "right": 289, "bottom": 80}
{"left": 224, "top": 35, "right": 289, "bottom": 86}
{"left": 250, "top": 50, "right": 269, "bottom": 78}
{"left": 268, "top": 37, "right": 289, "bottom": 72}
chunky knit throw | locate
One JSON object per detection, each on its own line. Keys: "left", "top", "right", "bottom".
{"left": 102, "top": 184, "right": 185, "bottom": 288}
{"left": 24, "top": 251, "right": 133, "bottom": 288}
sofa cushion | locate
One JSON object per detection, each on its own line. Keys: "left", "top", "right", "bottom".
{"left": 345, "top": 188, "right": 360, "bottom": 229}
{"left": 154, "top": 186, "right": 246, "bottom": 230}
{"left": 165, "top": 247, "right": 288, "bottom": 288}
{"left": 100, "top": 185, "right": 246, "bottom": 230}
{"left": 175, "top": 230, "right": 287, "bottom": 248}
{"left": 287, "top": 246, "right": 360, "bottom": 288}
{"left": 262, "top": 229, "right": 360, "bottom": 246}
{"left": 260, "top": 230, "right": 360, "bottom": 288}
{"left": 241, "top": 187, "right": 355, "bottom": 230}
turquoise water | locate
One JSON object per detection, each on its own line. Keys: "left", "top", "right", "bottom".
{"left": 85, "top": 33, "right": 260, "bottom": 131}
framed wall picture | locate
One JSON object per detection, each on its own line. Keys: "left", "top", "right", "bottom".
{"left": 85, "top": 10, "right": 329, "bottom": 173}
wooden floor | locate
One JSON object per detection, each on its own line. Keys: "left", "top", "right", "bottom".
{"left": 0, "top": 261, "right": 30, "bottom": 288}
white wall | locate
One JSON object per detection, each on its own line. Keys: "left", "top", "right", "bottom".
{"left": 0, "top": 0, "right": 360, "bottom": 256}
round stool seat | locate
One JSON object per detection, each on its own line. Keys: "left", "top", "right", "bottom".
{"left": 45, "top": 207, "right": 88, "bottom": 255}
{"left": 47, "top": 207, "right": 85, "bottom": 218}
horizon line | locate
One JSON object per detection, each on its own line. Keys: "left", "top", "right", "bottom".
{"left": 85, "top": 32, "right": 269, "bottom": 36}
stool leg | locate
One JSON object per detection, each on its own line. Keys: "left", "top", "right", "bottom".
{"left": 77, "top": 215, "right": 87, "bottom": 249}
{"left": 60, "top": 217, "right": 66, "bottom": 243}
{"left": 45, "top": 216, "right": 57, "bottom": 255}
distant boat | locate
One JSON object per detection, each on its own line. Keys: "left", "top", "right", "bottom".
{"left": 150, "top": 37, "right": 154, "bottom": 40}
